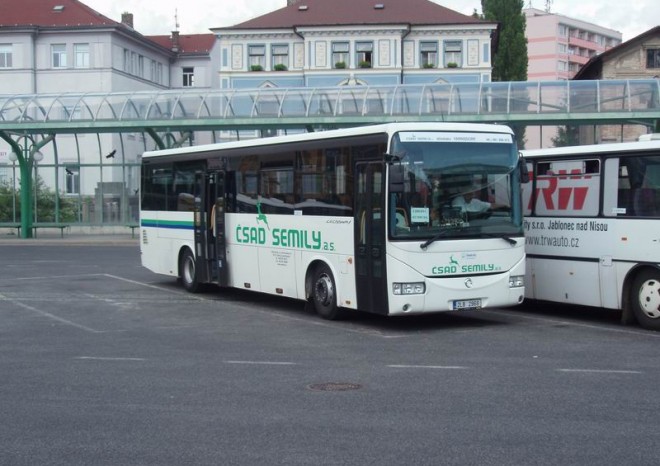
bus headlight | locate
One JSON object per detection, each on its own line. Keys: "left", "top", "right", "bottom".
{"left": 509, "top": 275, "right": 524, "bottom": 288}
{"left": 393, "top": 282, "right": 426, "bottom": 295}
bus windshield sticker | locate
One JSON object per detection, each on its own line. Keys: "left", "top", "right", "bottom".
{"left": 410, "top": 207, "right": 429, "bottom": 224}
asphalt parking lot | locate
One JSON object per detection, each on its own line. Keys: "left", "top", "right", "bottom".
{"left": 1, "top": 237, "right": 659, "bottom": 465}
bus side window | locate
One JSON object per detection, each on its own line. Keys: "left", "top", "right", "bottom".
{"left": 633, "top": 188, "right": 658, "bottom": 216}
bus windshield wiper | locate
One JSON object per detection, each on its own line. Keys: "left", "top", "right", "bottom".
{"left": 480, "top": 233, "right": 518, "bottom": 245}
{"left": 420, "top": 229, "right": 455, "bottom": 250}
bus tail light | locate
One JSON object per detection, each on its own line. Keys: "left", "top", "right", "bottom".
{"left": 393, "top": 282, "right": 426, "bottom": 295}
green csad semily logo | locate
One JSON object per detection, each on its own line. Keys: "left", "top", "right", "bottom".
{"left": 235, "top": 200, "right": 336, "bottom": 251}
{"left": 432, "top": 255, "right": 501, "bottom": 275}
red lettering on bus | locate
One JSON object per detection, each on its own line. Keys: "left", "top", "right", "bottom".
{"left": 529, "top": 172, "right": 591, "bottom": 211}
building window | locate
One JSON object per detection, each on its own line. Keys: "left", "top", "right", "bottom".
{"left": 52, "top": 44, "right": 67, "bottom": 68}
{"left": 124, "top": 49, "right": 130, "bottom": 73}
{"left": 74, "top": 43, "right": 89, "bottom": 68}
{"left": 248, "top": 45, "right": 265, "bottom": 70}
{"left": 332, "top": 42, "right": 349, "bottom": 68}
{"left": 558, "top": 24, "right": 568, "bottom": 37}
{"left": 138, "top": 56, "right": 144, "bottom": 77}
{"left": 131, "top": 52, "right": 137, "bottom": 75}
{"left": 558, "top": 61, "right": 567, "bottom": 71}
{"left": 271, "top": 44, "right": 289, "bottom": 70}
{"left": 0, "top": 44, "right": 12, "bottom": 68}
{"left": 157, "top": 63, "right": 163, "bottom": 84}
{"left": 444, "top": 40, "right": 462, "bottom": 67}
{"left": 647, "top": 49, "right": 660, "bottom": 69}
{"left": 420, "top": 41, "right": 438, "bottom": 68}
{"left": 183, "top": 67, "right": 194, "bottom": 87}
{"left": 150, "top": 60, "right": 156, "bottom": 81}
{"left": 65, "top": 166, "right": 80, "bottom": 195}
{"left": 356, "top": 42, "right": 373, "bottom": 68}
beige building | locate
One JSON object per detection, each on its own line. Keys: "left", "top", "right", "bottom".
{"left": 573, "top": 26, "right": 660, "bottom": 144}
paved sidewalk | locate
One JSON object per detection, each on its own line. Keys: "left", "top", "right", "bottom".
{"left": 0, "top": 232, "right": 138, "bottom": 246}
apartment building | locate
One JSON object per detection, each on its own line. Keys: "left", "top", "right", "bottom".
{"left": 525, "top": 7, "right": 622, "bottom": 81}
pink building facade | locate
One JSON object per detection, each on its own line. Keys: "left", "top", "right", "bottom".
{"left": 525, "top": 8, "right": 622, "bottom": 81}
{"left": 523, "top": 8, "right": 622, "bottom": 148}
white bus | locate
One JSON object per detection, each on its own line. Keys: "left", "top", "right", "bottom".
{"left": 522, "top": 138, "right": 660, "bottom": 330}
{"left": 140, "top": 123, "right": 527, "bottom": 320}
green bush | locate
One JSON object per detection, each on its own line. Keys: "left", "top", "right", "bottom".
{"left": 0, "top": 176, "right": 78, "bottom": 223}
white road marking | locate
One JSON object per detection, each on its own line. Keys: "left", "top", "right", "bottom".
{"left": 556, "top": 368, "right": 642, "bottom": 374}
{"left": 75, "top": 356, "right": 146, "bottom": 361}
{"left": 5, "top": 273, "right": 106, "bottom": 282}
{"left": 223, "top": 360, "right": 297, "bottom": 366}
{"left": 490, "top": 309, "right": 660, "bottom": 338}
{"left": 2, "top": 298, "right": 100, "bottom": 333}
{"left": 388, "top": 364, "right": 469, "bottom": 370}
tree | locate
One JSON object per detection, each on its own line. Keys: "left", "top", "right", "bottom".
{"left": 481, "top": 0, "right": 529, "bottom": 147}
{"left": 551, "top": 125, "right": 580, "bottom": 147}
{"left": 481, "top": 0, "right": 528, "bottom": 82}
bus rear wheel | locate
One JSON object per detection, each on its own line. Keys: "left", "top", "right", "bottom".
{"left": 312, "top": 264, "right": 345, "bottom": 320}
{"left": 180, "top": 248, "right": 201, "bottom": 293}
{"left": 631, "top": 269, "right": 660, "bottom": 331}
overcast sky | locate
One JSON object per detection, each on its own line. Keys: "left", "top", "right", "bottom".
{"left": 83, "top": 0, "right": 658, "bottom": 42}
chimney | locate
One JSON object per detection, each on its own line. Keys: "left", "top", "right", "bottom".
{"left": 171, "top": 31, "right": 180, "bottom": 53}
{"left": 121, "top": 12, "right": 134, "bottom": 29}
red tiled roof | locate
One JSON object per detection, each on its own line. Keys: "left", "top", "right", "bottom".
{"left": 0, "top": 0, "right": 119, "bottom": 28}
{"left": 223, "top": 0, "right": 486, "bottom": 29}
{"left": 147, "top": 34, "right": 216, "bottom": 54}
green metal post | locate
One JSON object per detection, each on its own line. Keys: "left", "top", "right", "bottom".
{"left": 0, "top": 132, "right": 54, "bottom": 239}
{"left": 19, "top": 157, "right": 33, "bottom": 238}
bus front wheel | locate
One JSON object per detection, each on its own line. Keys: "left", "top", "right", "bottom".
{"left": 631, "top": 269, "right": 660, "bottom": 330}
{"left": 180, "top": 248, "right": 201, "bottom": 293}
{"left": 312, "top": 264, "right": 344, "bottom": 320}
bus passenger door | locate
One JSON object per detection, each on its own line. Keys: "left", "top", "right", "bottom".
{"left": 193, "top": 171, "right": 228, "bottom": 286}
{"left": 355, "top": 162, "right": 388, "bottom": 314}
{"left": 209, "top": 171, "right": 229, "bottom": 287}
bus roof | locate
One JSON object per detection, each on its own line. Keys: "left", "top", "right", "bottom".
{"left": 142, "top": 122, "right": 514, "bottom": 159}
{"left": 522, "top": 139, "right": 660, "bottom": 159}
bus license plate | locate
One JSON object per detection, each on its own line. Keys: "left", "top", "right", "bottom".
{"left": 453, "top": 299, "right": 482, "bottom": 310}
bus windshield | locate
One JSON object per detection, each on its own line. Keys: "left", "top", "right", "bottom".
{"left": 388, "top": 131, "right": 523, "bottom": 241}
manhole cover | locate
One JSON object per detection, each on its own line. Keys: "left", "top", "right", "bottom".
{"left": 307, "top": 382, "right": 362, "bottom": 392}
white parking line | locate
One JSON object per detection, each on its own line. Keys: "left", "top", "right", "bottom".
{"left": 387, "top": 364, "right": 469, "bottom": 370}
{"left": 490, "top": 309, "right": 660, "bottom": 338}
{"left": 556, "top": 368, "right": 642, "bottom": 374}
{"left": 75, "top": 356, "right": 146, "bottom": 361}
{"left": 6, "top": 273, "right": 106, "bottom": 282}
{"left": 224, "top": 360, "right": 297, "bottom": 366}
{"left": 3, "top": 298, "right": 100, "bottom": 333}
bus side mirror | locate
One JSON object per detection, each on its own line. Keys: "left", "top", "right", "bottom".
{"left": 519, "top": 157, "right": 530, "bottom": 184}
{"left": 389, "top": 164, "right": 404, "bottom": 193}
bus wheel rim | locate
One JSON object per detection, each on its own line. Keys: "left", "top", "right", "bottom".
{"left": 185, "top": 257, "right": 195, "bottom": 284}
{"left": 315, "top": 274, "right": 333, "bottom": 307}
{"left": 639, "top": 279, "right": 660, "bottom": 319}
